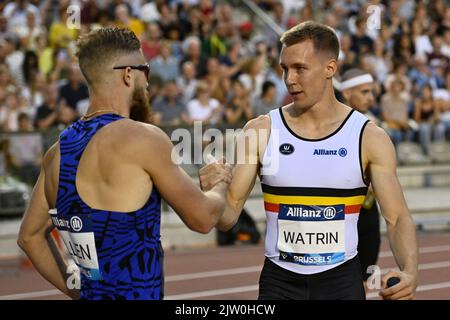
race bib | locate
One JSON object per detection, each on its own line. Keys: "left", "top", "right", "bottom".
{"left": 50, "top": 209, "right": 103, "bottom": 280}
{"left": 277, "top": 204, "right": 345, "bottom": 266}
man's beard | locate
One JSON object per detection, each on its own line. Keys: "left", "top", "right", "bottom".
{"left": 129, "top": 84, "right": 151, "bottom": 123}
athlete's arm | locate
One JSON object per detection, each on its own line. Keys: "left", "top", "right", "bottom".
{"left": 363, "top": 122, "right": 419, "bottom": 300}
{"left": 200, "top": 116, "right": 269, "bottom": 231}
{"left": 139, "top": 124, "right": 231, "bottom": 234}
{"left": 18, "top": 161, "right": 80, "bottom": 299}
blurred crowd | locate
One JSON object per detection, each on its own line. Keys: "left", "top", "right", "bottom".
{"left": 1, "top": 0, "right": 450, "bottom": 185}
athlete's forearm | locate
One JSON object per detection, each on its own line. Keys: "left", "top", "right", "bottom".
{"left": 387, "top": 213, "right": 419, "bottom": 275}
{"left": 19, "top": 234, "right": 79, "bottom": 299}
{"left": 216, "top": 192, "right": 244, "bottom": 231}
{"left": 199, "top": 182, "right": 229, "bottom": 232}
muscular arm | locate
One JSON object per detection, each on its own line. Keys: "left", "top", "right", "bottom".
{"left": 364, "top": 123, "right": 419, "bottom": 299}
{"left": 139, "top": 125, "right": 230, "bottom": 234}
{"left": 17, "top": 164, "right": 79, "bottom": 299}
{"left": 215, "top": 116, "right": 269, "bottom": 231}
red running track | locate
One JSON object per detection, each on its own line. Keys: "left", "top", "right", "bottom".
{"left": 0, "top": 231, "right": 449, "bottom": 300}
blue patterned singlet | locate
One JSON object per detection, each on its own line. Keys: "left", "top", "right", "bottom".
{"left": 51, "top": 114, "right": 163, "bottom": 300}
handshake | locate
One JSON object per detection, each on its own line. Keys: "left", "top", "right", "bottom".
{"left": 198, "top": 155, "right": 233, "bottom": 192}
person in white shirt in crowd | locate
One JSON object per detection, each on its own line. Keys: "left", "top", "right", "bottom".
{"left": 186, "top": 81, "right": 222, "bottom": 125}
{"left": 3, "top": 0, "right": 41, "bottom": 33}
{"left": 177, "top": 61, "right": 198, "bottom": 105}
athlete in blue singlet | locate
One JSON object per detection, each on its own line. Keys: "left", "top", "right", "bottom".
{"left": 18, "top": 28, "right": 231, "bottom": 300}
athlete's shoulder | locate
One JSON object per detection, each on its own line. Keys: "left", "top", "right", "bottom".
{"left": 363, "top": 121, "right": 391, "bottom": 141}
{"left": 114, "top": 119, "right": 170, "bottom": 142}
{"left": 362, "top": 121, "right": 395, "bottom": 156}
{"left": 42, "top": 141, "right": 60, "bottom": 170}
{"left": 244, "top": 114, "right": 270, "bottom": 131}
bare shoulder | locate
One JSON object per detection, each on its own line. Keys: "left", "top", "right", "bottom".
{"left": 243, "top": 114, "right": 270, "bottom": 132}
{"left": 42, "top": 141, "right": 60, "bottom": 171}
{"left": 112, "top": 120, "right": 173, "bottom": 162}
{"left": 363, "top": 121, "right": 396, "bottom": 161}
{"left": 363, "top": 121, "right": 393, "bottom": 145}
{"left": 113, "top": 119, "right": 171, "bottom": 147}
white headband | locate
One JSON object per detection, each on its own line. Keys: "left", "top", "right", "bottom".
{"left": 339, "top": 74, "right": 374, "bottom": 91}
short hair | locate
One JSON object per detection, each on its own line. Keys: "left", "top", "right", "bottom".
{"left": 280, "top": 21, "right": 339, "bottom": 59}
{"left": 75, "top": 27, "right": 141, "bottom": 86}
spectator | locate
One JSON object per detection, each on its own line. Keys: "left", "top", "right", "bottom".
{"left": 413, "top": 84, "right": 446, "bottom": 154}
{"left": 3, "top": 0, "right": 41, "bottom": 33}
{"left": 35, "top": 32, "right": 54, "bottom": 76}
{"left": 177, "top": 61, "right": 198, "bottom": 105}
{"left": 158, "top": 3, "right": 181, "bottom": 40}
{"left": 22, "top": 71, "right": 46, "bottom": 116}
{"left": 252, "top": 80, "right": 278, "bottom": 117}
{"left": 8, "top": 112, "right": 42, "bottom": 184}
{"left": 22, "top": 50, "right": 39, "bottom": 86}
{"left": 393, "top": 32, "right": 415, "bottom": 66}
{"left": 0, "top": 91, "right": 25, "bottom": 132}
{"left": 15, "top": 11, "right": 44, "bottom": 51}
{"left": 365, "top": 38, "right": 391, "bottom": 83}
{"left": 153, "top": 80, "right": 188, "bottom": 126}
{"left": 442, "top": 27, "right": 450, "bottom": 59}
{"left": 203, "top": 57, "right": 222, "bottom": 99}
{"left": 150, "top": 40, "right": 180, "bottom": 82}
{"left": 434, "top": 72, "right": 450, "bottom": 140}
{"left": 385, "top": 62, "right": 412, "bottom": 101}
{"left": 180, "top": 36, "right": 208, "bottom": 78}
{"left": 35, "top": 82, "right": 60, "bottom": 130}
{"left": 239, "top": 56, "right": 266, "bottom": 102}
{"left": 0, "top": 16, "right": 9, "bottom": 40}
{"left": 0, "top": 64, "right": 17, "bottom": 93}
{"left": 114, "top": 4, "right": 144, "bottom": 37}
{"left": 412, "top": 19, "right": 433, "bottom": 60}
{"left": 267, "top": 61, "right": 288, "bottom": 107}
{"left": 350, "top": 16, "right": 374, "bottom": 55}
{"left": 141, "top": 22, "right": 162, "bottom": 61}
{"left": 225, "top": 79, "right": 253, "bottom": 125}
{"left": 381, "top": 79, "right": 413, "bottom": 146}
{"left": 203, "top": 21, "right": 229, "bottom": 58}
{"left": 48, "top": 6, "right": 78, "bottom": 49}
{"left": 186, "top": 81, "right": 222, "bottom": 125}
{"left": 211, "top": 75, "right": 232, "bottom": 105}
{"left": 58, "top": 64, "right": 88, "bottom": 112}
{"left": 3, "top": 36, "right": 25, "bottom": 86}
{"left": 219, "top": 40, "right": 243, "bottom": 79}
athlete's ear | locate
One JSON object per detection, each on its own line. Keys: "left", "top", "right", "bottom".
{"left": 123, "top": 67, "right": 133, "bottom": 87}
{"left": 325, "top": 58, "right": 338, "bottom": 79}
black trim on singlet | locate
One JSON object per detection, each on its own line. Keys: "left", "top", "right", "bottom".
{"left": 261, "top": 183, "right": 368, "bottom": 197}
{"left": 278, "top": 107, "right": 355, "bottom": 142}
{"left": 359, "top": 120, "right": 371, "bottom": 187}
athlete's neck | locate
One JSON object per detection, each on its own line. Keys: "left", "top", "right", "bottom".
{"left": 86, "top": 91, "right": 131, "bottom": 118}
{"left": 285, "top": 92, "right": 345, "bottom": 128}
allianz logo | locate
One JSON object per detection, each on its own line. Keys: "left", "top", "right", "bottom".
{"left": 286, "top": 206, "right": 337, "bottom": 219}
{"left": 51, "top": 216, "right": 83, "bottom": 231}
{"left": 313, "top": 148, "right": 347, "bottom": 157}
